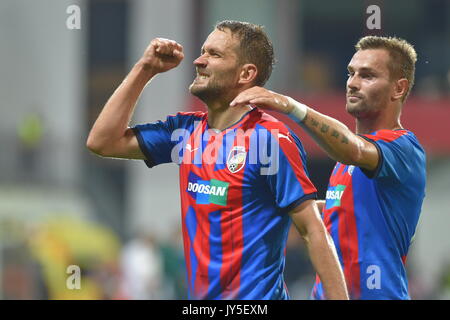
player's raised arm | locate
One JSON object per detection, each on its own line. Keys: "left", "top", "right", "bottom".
{"left": 289, "top": 199, "right": 349, "bottom": 300}
{"left": 86, "top": 38, "right": 184, "bottom": 159}
{"left": 230, "top": 86, "right": 379, "bottom": 171}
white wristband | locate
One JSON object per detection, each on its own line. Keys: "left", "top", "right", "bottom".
{"left": 286, "top": 96, "right": 308, "bottom": 123}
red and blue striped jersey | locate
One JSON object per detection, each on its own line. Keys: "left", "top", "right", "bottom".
{"left": 311, "top": 129, "right": 426, "bottom": 300}
{"left": 133, "top": 108, "right": 317, "bottom": 299}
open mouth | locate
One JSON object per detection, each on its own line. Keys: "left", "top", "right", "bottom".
{"left": 196, "top": 69, "right": 210, "bottom": 80}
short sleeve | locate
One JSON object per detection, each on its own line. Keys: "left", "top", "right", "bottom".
{"left": 132, "top": 120, "right": 172, "bottom": 167}
{"left": 132, "top": 113, "right": 200, "bottom": 168}
{"left": 263, "top": 128, "right": 317, "bottom": 211}
{"left": 360, "top": 131, "right": 415, "bottom": 182}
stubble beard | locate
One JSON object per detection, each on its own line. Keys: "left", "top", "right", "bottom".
{"left": 189, "top": 80, "right": 223, "bottom": 103}
{"left": 189, "top": 74, "right": 238, "bottom": 106}
{"left": 346, "top": 96, "right": 385, "bottom": 119}
{"left": 346, "top": 99, "right": 368, "bottom": 118}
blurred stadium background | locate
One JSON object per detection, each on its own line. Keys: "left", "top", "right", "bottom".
{"left": 1, "top": 0, "right": 449, "bottom": 299}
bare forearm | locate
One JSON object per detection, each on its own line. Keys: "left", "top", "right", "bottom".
{"left": 316, "top": 200, "right": 325, "bottom": 213}
{"left": 87, "top": 62, "right": 155, "bottom": 153}
{"left": 299, "top": 108, "right": 365, "bottom": 166}
{"left": 289, "top": 200, "right": 349, "bottom": 300}
{"left": 87, "top": 38, "right": 184, "bottom": 159}
{"left": 306, "top": 229, "right": 349, "bottom": 300}
{"left": 229, "top": 88, "right": 377, "bottom": 169}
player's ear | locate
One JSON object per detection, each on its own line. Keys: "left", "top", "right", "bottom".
{"left": 238, "top": 64, "right": 258, "bottom": 85}
{"left": 392, "top": 78, "right": 408, "bottom": 101}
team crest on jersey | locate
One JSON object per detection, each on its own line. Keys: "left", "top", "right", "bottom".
{"left": 227, "top": 146, "right": 247, "bottom": 173}
{"left": 348, "top": 165, "right": 355, "bottom": 176}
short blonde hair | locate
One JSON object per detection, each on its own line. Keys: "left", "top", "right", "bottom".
{"left": 355, "top": 36, "right": 417, "bottom": 102}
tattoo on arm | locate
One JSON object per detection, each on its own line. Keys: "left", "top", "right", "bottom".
{"left": 307, "top": 115, "right": 348, "bottom": 145}
{"left": 320, "top": 124, "right": 329, "bottom": 133}
{"left": 331, "top": 130, "right": 339, "bottom": 139}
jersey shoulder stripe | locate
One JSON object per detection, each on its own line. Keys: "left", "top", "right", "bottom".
{"left": 173, "top": 111, "right": 207, "bottom": 118}
{"left": 361, "top": 129, "right": 409, "bottom": 143}
{"left": 254, "top": 110, "right": 293, "bottom": 135}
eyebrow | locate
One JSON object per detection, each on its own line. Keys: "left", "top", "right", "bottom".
{"left": 201, "top": 46, "right": 222, "bottom": 55}
{"left": 347, "top": 66, "right": 377, "bottom": 73}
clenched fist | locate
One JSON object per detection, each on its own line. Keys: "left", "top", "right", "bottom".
{"left": 139, "top": 38, "right": 184, "bottom": 74}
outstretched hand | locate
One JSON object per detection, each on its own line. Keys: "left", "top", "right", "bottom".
{"left": 230, "top": 86, "right": 293, "bottom": 114}
{"left": 139, "top": 38, "right": 184, "bottom": 74}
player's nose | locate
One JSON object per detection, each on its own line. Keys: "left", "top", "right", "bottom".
{"left": 347, "top": 74, "right": 360, "bottom": 91}
{"left": 193, "top": 54, "right": 207, "bottom": 68}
